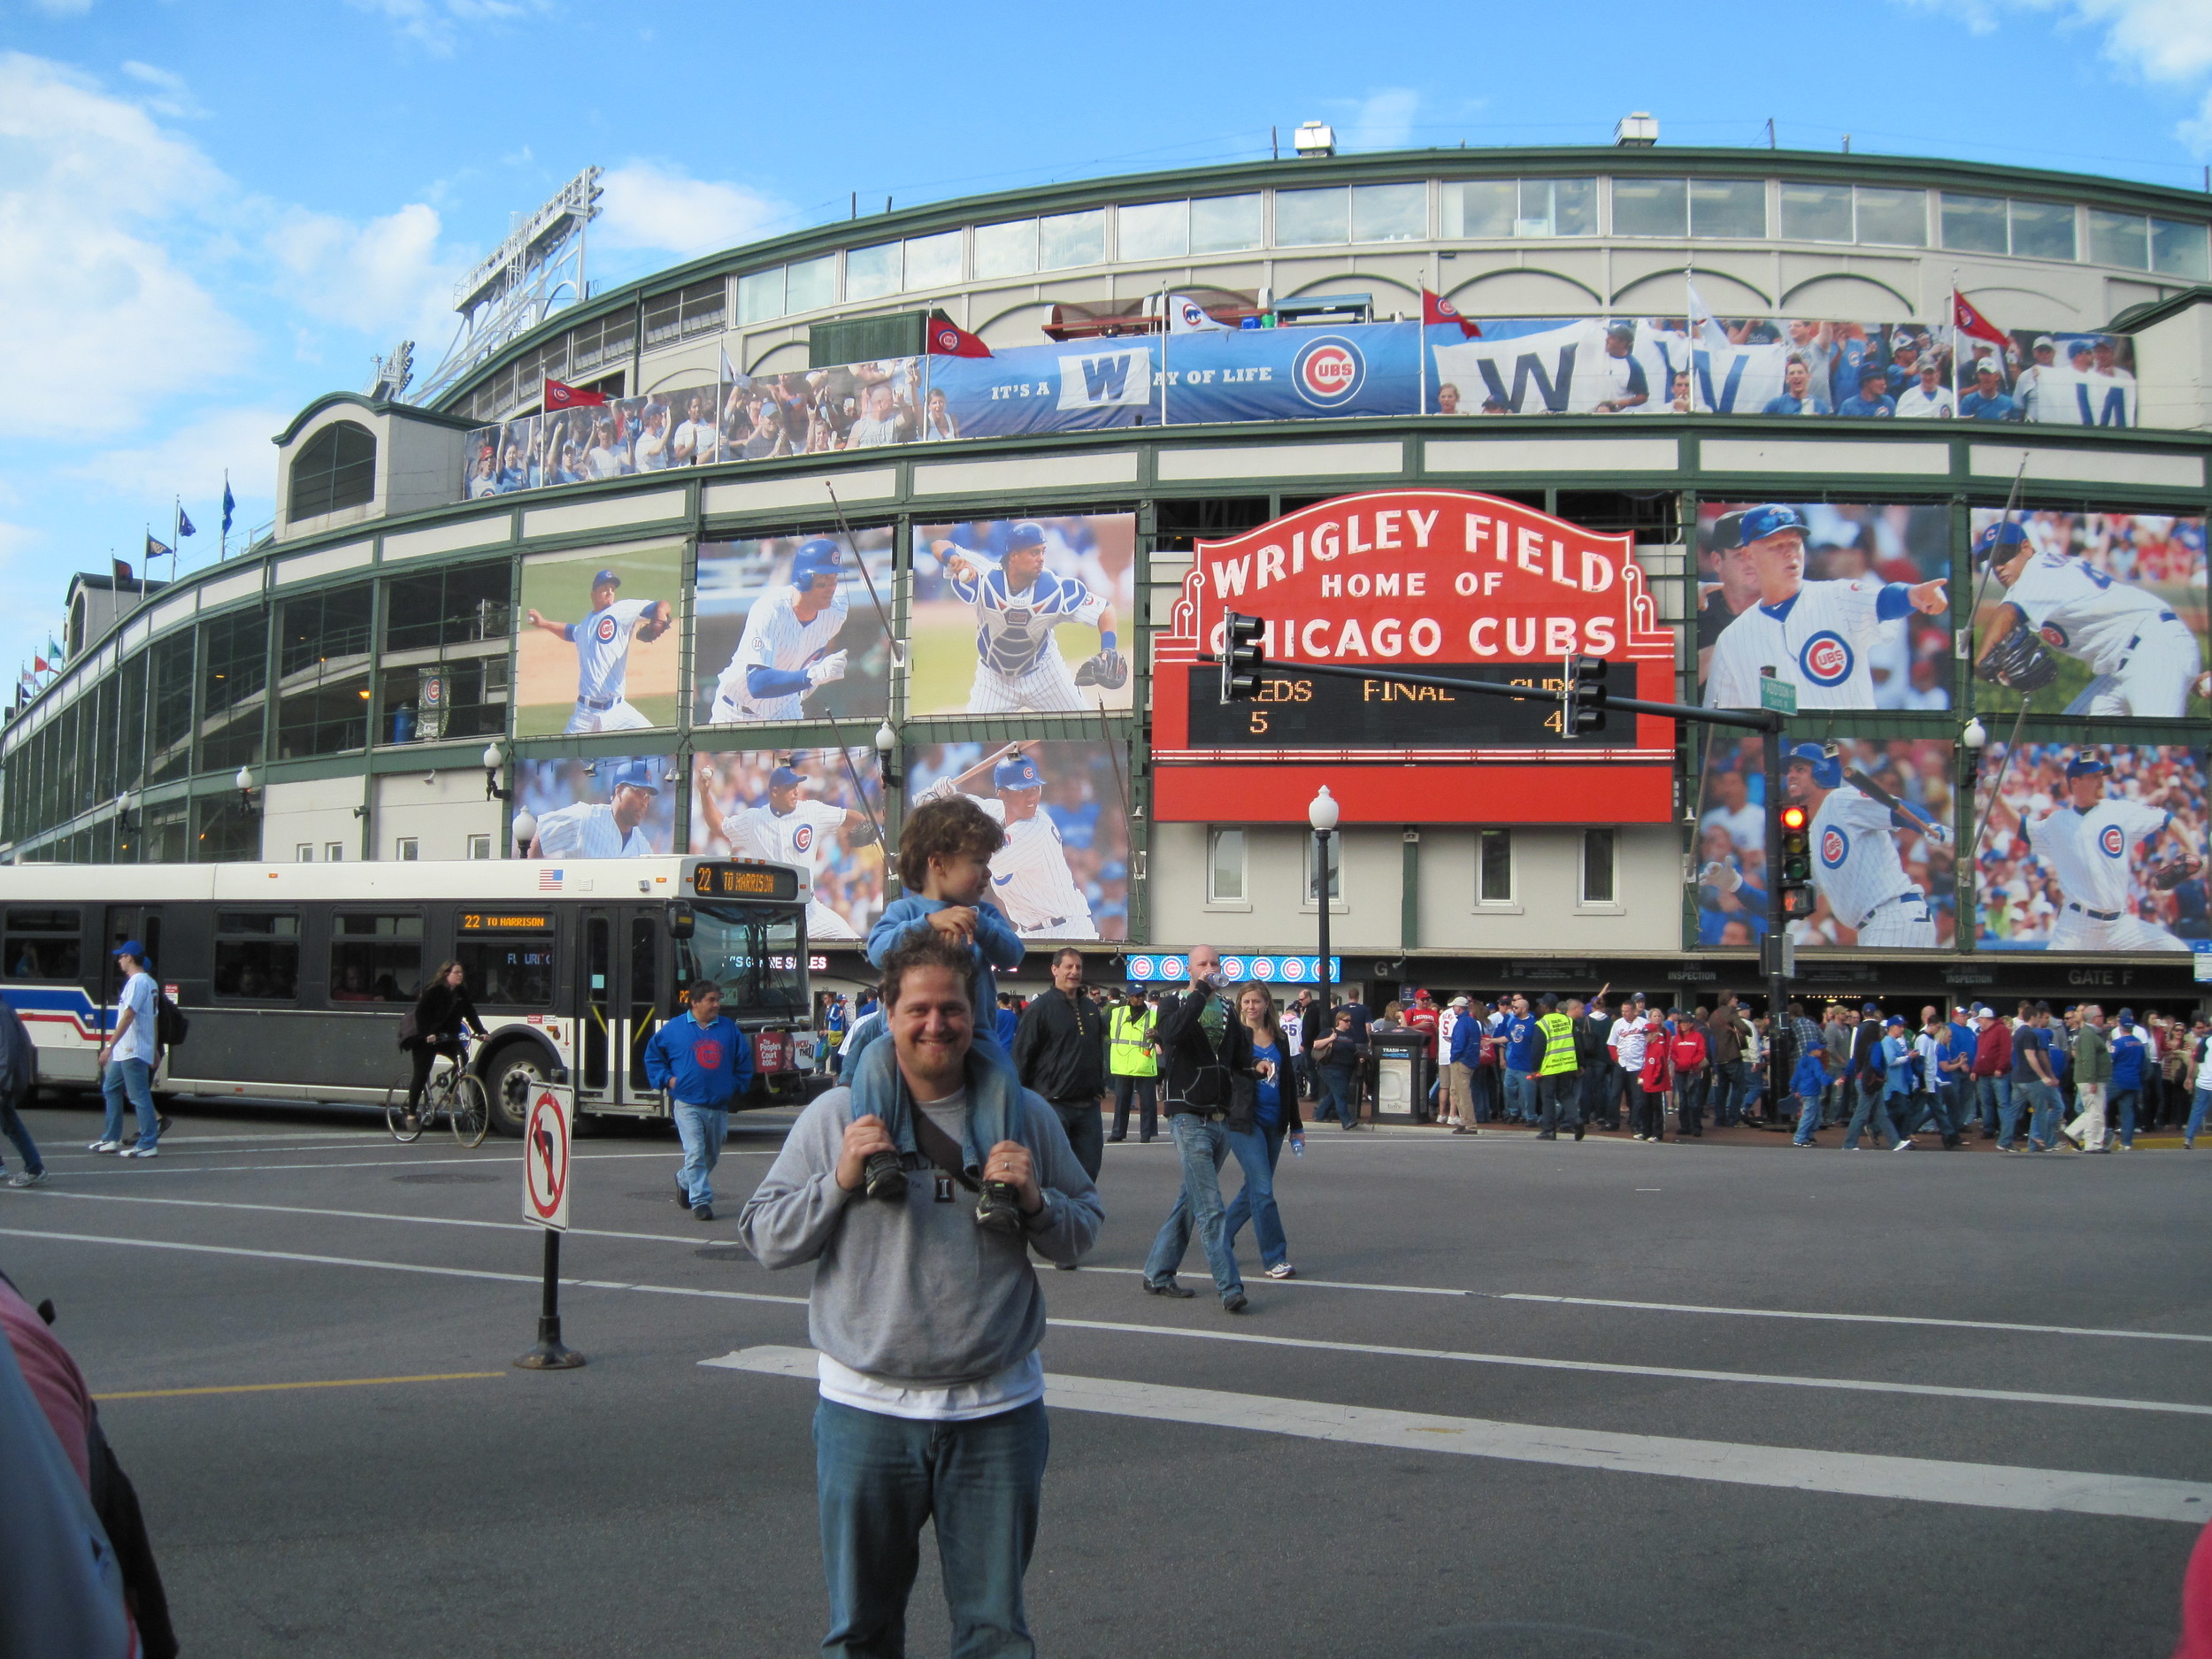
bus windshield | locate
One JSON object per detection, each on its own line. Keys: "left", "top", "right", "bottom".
{"left": 679, "top": 902, "right": 807, "bottom": 1017}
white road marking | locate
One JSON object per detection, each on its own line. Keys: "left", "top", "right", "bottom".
{"left": 28, "top": 1189, "right": 718, "bottom": 1247}
{"left": 706, "top": 1345, "right": 2212, "bottom": 1525}
{"left": 49, "top": 1148, "right": 770, "bottom": 1178}
{"left": 1487, "top": 1293, "right": 2212, "bottom": 1348}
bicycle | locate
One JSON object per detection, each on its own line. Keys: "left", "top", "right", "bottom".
{"left": 386, "top": 1038, "right": 489, "bottom": 1148}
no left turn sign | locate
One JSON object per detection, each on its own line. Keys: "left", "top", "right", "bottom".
{"left": 523, "top": 1085, "right": 572, "bottom": 1232}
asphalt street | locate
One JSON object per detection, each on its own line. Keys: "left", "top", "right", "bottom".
{"left": 4, "top": 1097, "right": 2208, "bottom": 1658}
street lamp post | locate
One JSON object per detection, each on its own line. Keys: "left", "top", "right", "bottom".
{"left": 1309, "top": 785, "right": 1339, "bottom": 1021}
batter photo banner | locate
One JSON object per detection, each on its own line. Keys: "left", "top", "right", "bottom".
{"left": 1964, "top": 510, "right": 2207, "bottom": 720}
{"left": 1973, "top": 743, "right": 2208, "bottom": 952}
{"left": 907, "top": 514, "right": 1136, "bottom": 718}
{"left": 1696, "top": 502, "right": 1953, "bottom": 712}
{"left": 514, "top": 542, "right": 684, "bottom": 738}
{"left": 688, "top": 749, "right": 886, "bottom": 945}
{"left": 693, "top": 530, "right": 895, "bottom": 729}
{"left": 905, "top": 739, "right": 1132, "bottom": 943}
{"left": 514, "top": 754, "right": 678, "bottom": 859}
{"left": 1696, "top": 735, "right": 1956, "bottom": 951}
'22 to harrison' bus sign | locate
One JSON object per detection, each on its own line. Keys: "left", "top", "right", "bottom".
{"left": 1150, "top": 489, "right": 1678, "bottom": 826}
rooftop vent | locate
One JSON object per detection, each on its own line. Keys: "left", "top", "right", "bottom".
{"left": 1614, "top": 111, "right": 1659, "bottom": 148}
{"left": 1292, "top": 121, "right": 1336, "bottom": 158}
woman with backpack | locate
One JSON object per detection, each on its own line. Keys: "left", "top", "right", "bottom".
{"left": 1668, "top": 1010, "right": 1710, "bottom": 1138}
{"left": 402, "top": 962, "right": 488, "bottom": 1132}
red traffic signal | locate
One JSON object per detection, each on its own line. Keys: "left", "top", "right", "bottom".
{"left": 1779, "top": 804, "right": 1808, "bottom": 832}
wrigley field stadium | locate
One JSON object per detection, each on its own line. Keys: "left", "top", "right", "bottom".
{"left": 9, "top": 121, "right": 2211, "bottom": 1041}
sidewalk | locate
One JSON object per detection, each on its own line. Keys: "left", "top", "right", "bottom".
{"left": 1368, "top": 1117, "right": 2197, "bottom": 1152}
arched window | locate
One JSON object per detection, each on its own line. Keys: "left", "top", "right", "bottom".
{"left": 288, "top": 420, "right": 377, "bottom": 518}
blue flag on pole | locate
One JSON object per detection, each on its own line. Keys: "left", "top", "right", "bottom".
{"left": 144, "top": 533, "right": 171, "bottom": 561}
{"left": 221, "top": 479, "right": 235, "bottom": 536}
{"left": 178, "top": 509, "right": 196, "bottom": 538}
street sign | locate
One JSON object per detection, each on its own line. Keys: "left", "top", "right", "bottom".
{"left": 522, "top": 1084, "right": 572, "bottom": 1232}
{"left": 2193, "top": 941, "right": 2212, "bottom": 985}
{"left": 1759, "top": 677, "right": 1797, "bottom": 716}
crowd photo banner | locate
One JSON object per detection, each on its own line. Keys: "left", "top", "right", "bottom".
{"left": 1973, "top": 743, "right": 2208, "bottom": 951}
{"left": 1696, "top": 734, "right": 1957, "bottom": 950}
{"left": 1964, "top": 510, "right": 2207, "bottom": 718}
{"left": 688, "top": 748, "right": 886, "bottom": 943}
{"left": 692, "top": 529, "right": 896, "bottom": 729}
{"left": 907, "top": 513, "right": 1137, "bottom": 718}
{"left": 515, "top": 754, "right": 678, "bottom": 858}
{"left": 906, "top": 739, "right": 1132, "bottom": 942}
{"left": 514, "top": 542, "right": 684, "bottom": 737}
{"left": 1696, "top": 503, "right": 1953, "bottom": 711}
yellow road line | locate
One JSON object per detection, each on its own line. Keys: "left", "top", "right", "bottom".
{"left": 96, "top": 1371, "right": 502, "bottom": 1401}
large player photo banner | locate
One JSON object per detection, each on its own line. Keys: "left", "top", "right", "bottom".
{"left": 906, "top": 513, "right": 1137, "bottom": 718}
{"left": 692, "top": 530, "right": 896, "bottom": 729}
{"left": 1696, "top": 503, "right": 1953, "bottom": 711}
{"left": 688, "top": 749, "right": 886, "bottom": 943}
{"left": 1972, "top": 744, "right": 2208, "bottom": 952}
{"left": 1695, "top": 735, "right": 1956, "bottom": 949}
{"left": 1964, "top": 511, "right": 2208, "bottom": 718}
{"left": 513, "top": 754, "right": 677, "bottom": 858}
{"left": 514, "top": 542, "right": 684, "bottom": 737}
{"left": 905, "top": 740, "right": 1132, "bottom": 941}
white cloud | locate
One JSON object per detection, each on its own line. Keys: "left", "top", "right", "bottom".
{"left": 1903, "top": 0, "right": 2212, "bottom": 146}
{"left": 67, "top": 404, "right": 289, "bottom": 518}
{"left": 1344, "top": 88, "right": 1420, "bottom": 153}
{"left": 595, "top": 162, "right": 789, "bottom": 257}
{"left": 23, "top": 0, "right": 92, "bottom": 15}
{"left": 345, "top": 0, "right": 540, "bottom": 55}
{"left": 265, "top": 202, "right": 461, "bottom": 344}
{"left": 120, "top": 60, "right": 204, "bottom": 119}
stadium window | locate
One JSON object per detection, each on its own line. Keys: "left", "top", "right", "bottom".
{"left": 1779, "top": 180, "right": 1853, "bottom": 242}
{"left": 296, "top": 843, "right": 313, "bottom": 862}
{"left": 1853, "top": 185, "right": 1928, "bottom": 247}
{"left": 288, "top": 421, "right": 376, "bottom": 519}
{"left": 383, "top": 561, "right": 511, "bottom": 655}
{"left": 325, "top": 842, "right": 344, "bottom": 862}
{"left": 1443, "top": 180, "right": 1516, "bottom": 238}
{"left": 972, "top": 219, "right": 1037, "bottom": 279}
{"left": 570, "top": 311, "right": 634, "bottom": 373}
{"left": 1939, "top": 192, "right": 2008, "bottom": 255}
{"left": 1273, "top": 186, "right": 1348, "bottom": 247}
{"left": 1529, "top": 177, "right": 1596, "bottom": 236}
{"left": 1609, "top": 177, "right": 1686, "bottom": 237}
{"left": 2151, "top": 218, "right": 2210, "bottom": 279}
{"left": 276, "top": 580, "right": 374, "bottom": 760}
{"left": 196, "top": 608, "right": 268, "bottom": 775}
{"left": 786, "top": 253, "right": 837, "bottom": 312}
{"left": 147, "top": 632, "right": 194, "bottom": 786}
{"left": 193, "top": 793, "right": 259, "bottom": 864}
{"left": 2089, "top": 210, "right": 2151, "bottom": 270}
{"left": 212, "top": 911, "right": 300, "bottom": 1000}
{"left": 1117, "top": 200, "right": 1189, "bottom": 262}
{"left": 902, "top": 229, "right": 964, "bottom": 291}
{"left": 844, "top": 240, "right": 900, "bottom": 301}
{"left": 1351, "top": 182, "right": 1427, "bottom": 242}
{"left": 1690, "top": 178, "right": 1766, "bottom": 238}
{"left": 1477, "top": 829, "right": 1514, "bottom": 904}
{"left": 1578, "top": 829, "right": 1617, "bottom": 906}
{"left": 1189, "top": 193, "right": 1262, "bottom": 253}
{"left": 2008, "top": 197, "right": 2076, "bottom": 261}
{"left": 467, "top": 833, "right": 492, "bottom": 861}
{"left": 641, "top": 279, "right": 725, "bottom": 349}
{"left": 1207, "top": 828, "right": 1247, "bottom": 904}
{"left": 1304, "top": 830, "right": 1340, "bottom": 905}
{"left": 330, "top": 911, "right": 422, "bottom": 1002}
{"left": 1039, "top": 208, "right": 1106, "bottom": 269}
{"left": 394, "top": 839, "right": 419, "bottom": 863}
{"left": 738, "top": 266, "right": 786, "bottom": 324}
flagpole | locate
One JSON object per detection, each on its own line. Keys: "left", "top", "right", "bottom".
{"left": 1159, "top": 291, "right": 1171, "bottom": 430}
{"left": 1948, "top": 270, "right": 1960, "bottom": 419}
{"left": 173, "top": 495, "right": 182, "bottom": 588}
{"left": 1685, "top": 255, "right": 1699, "bottom": 415}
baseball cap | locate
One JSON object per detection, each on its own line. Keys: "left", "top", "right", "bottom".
{"left": 2118, "top": 1007, "right": 2137, "bottom": 1023}
{"left": 2065, "top": 756, "right": 2110, "bottom": 780}
{"left": 1005, "top": 521, "right": 1048, "bottom": 549}
{"left": 994, "top": 751, "right": 1043, "bottom": 789}
{"left": 769, "top": 764, "right": 805, "bottom": 789}
{"left": 1736, "top": 504, "right": 1809, "bottom": 548}
{"left": 1974, "top": 358, "right": 2001, "bottom": 375}
{"left": 1451, "top": 995, "right": 1471, "bottom": 1008}
{"left": 1885, "top": 1015, "right": 1906, "bottom": 1028}
{"left": 2088, "top": 334, "right": 2113, "bottom": 348}
{"left": 1412, "top": 987, "right": 1432, "bottom": 1001}
{"left": 113, "top": 939, "right": 146, "bottom": 959}
{"left": 2032, "top": 335, "right": 2055, "bottom": 350}
{"left": 1859, "top": 361, "right": 1890, "bottom": 383}
{"left": 1863, "top": 1002, "right": 1882, "bottom": 1014}
{"left": 790, "top": 539, "right": 844, "bottom": 585}
{"left": 608, "top": 760, "right": 660, "bottom": 794}
{"left": 591, "top": 568, "right": 622, "bottom": 588}
{"left": 1892, "top": 338, "right": 1917, "bottom": 357}
{"left": 1604, "top": 320, "right": 1635, "bottom": 338}
{"left": 1973, "top": 520, "right": 2029, "bottom": 563}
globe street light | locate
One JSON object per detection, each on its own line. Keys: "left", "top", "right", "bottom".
{"left": 1309, "top": 786, "right": 1339, "bottom": 1025}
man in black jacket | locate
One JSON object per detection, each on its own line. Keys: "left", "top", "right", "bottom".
{"left": 1140, "top": 945, "right": 1263, "bottom": 1313}
{"left": 1011, "top": 948, "right": 1107, "bottom": 1183}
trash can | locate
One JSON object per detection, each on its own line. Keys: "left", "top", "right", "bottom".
{"left": 1367, "top": 1029, "right": 1435, "bottom": 1124}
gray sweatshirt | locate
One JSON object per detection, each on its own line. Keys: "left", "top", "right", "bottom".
{"left": 737, "top": 1083, "right": 1103, "bottom": 1385}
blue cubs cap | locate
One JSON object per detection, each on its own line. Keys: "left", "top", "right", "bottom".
{"left": 591, "top": 568, "right": 621, "bottom": 588}
{"left": 2065, "top": 757, "right": 2109, "bottom": 780}
{"left": 2118, "top": 1007, "right": 2136, "bottom": 1023}
{"left": 1863, "top": 1002, "right": 1882, "bottom": 1014}
{"left": 1005, "top": 520, "right": 1047, "bottom": 549}
{"left": 1974, "top": 520, "right": 2029, "bottom": 563}
{"left": 1859, "top": 360, "right": 1891, "bottom": 381}
{"left": 1785, "top": 742, "right": 1842, "bottom": 788}
{"left": 790, "top": 538, "right": 843, "bottom": 586}
{"left": 113, "top": 939, "right": 146, "bottom": 959}
{"left": 1886, "top": 1015, "right": 1906, "bottom": 1027}
{"left": 1736, "top": 504, "right": 1809, "bottom": 548}
{"left": 608, "top": 761, "right": 660, "bottom": 794}
{"left": 995, "top": 752, "right": 1043, "bottom": 789}
{"left": 1604, "top": 320, "right": 1635, "bottom": 337}
{"left": 769, "top": 764, "right": 805, "bottom": 789}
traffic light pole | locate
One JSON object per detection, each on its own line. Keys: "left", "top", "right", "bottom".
{"left": 1763, "top": 722, "right": 1787, "bottom": 1127}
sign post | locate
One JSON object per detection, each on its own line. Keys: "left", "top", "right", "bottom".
{"left": 514, "top": 1082, "right": 584, "bottom": 1371}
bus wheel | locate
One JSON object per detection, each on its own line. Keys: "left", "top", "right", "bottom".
{"left": 482, "top": 1043, "right": 555, "bottom": 1139}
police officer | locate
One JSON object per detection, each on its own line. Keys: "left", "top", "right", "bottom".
{"left": 1533, "top": 992, "right": 1584, "bottom": 1141}
{"left": 1107, "top": 987, "right": 1160, "bottom": 1143}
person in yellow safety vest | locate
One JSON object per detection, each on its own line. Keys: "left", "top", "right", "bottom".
{"left": 1533, "top": 992, "right": 1585, "bottom": 1142}
{"left": 1107, "top": 987, "right": 1161, "bottom": 1144}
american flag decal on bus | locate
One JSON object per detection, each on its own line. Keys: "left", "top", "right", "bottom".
{"left": 538, "top": 868, "right": 564, "bottom": 892}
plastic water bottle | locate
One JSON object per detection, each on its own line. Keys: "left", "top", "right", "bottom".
{"left": 1291, "top": 1137, "right": 1304, "bottom": 1158}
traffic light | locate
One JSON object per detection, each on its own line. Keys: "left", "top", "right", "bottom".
{"left": 1777, "top": 801, "right": 1816, "bottom": 921}
{"left": 1221, "top": 611, "right": 1265, "bottom": 703}
{"left": 1559, "top": 654, "right": 1609, "bottom": 738}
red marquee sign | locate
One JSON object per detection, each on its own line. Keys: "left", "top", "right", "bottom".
{"left": 1152, "top": 489, "right": 1678, "bottom": 824}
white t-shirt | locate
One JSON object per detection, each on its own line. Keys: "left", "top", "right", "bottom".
{"left": 816, "top": 1088, "right": 1046, "bottom": 1422}
{"left": 114, "top": 970, "right": 158, "bottom": 1065}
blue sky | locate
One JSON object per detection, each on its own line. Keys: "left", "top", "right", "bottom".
{"left": 2, "top": 0, "right": 2208, "bottom": 683}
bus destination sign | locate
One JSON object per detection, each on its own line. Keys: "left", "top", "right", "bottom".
{"left": 460, "top": 911, "right": 554, "bottom": 932}
{"left": 690, "top": 862, "right": 801, "bottom": 901}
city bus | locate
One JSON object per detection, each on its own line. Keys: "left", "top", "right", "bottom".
{"left": 0, "top": 856, "right": 823, "bottom": 1134}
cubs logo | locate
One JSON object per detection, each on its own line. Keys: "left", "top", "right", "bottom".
{"left": 1292, "top": 335, "right": 1364, "bottom": 407}
{"left": 935, "top": 326, "right": 960, "bottom": 351}
{"left": 1003, "top": 606, "right": 1033, "bottom": 627}
{"left": 1799, "top": 631, "right": 1854, "bottom": 687}
{"left": 693, "top": 1040, "right": 723, "bottom": 1068}
{"left": 1820, "top": 826, "right": 1849, "bottom": 868}
{"left": 594, "top": 614, "right": 618, "bottom": 643}
{"left": 2101, "top": 825, "right": 2126, "bottom": 857}
{"left": 1177, "top": 299, "right": 1208, "bottom": 329}
{"left": 792, "top": 825, "right": 814, "bottom": 854}
{"left": 2039, "top": 622, "right": 2070, "bottom": 650}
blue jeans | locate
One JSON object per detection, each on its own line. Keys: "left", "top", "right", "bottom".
{"left": 1502, "top": 1068, "right": 1532, "bottom": 1122}
{"left": 1792, "top": 1091, "right": 1821, "bottom": 1144}
{"left": 1316, "top": 1065, "right": 1356, "bottom": 1125}
{"left": 2109, "top": 1088, "right": 2141, "bottom": 1148}
{"left": 1710, "top": 1059, "right": 1749, "bottom": 1125}
{"left": 2024, "top": 1080, "right": 2062, "bottom": 1148}
{"left": 100, "top": 1057, "right": 157, "bottom": 1150}
{"left": 1975, "top": 1076, "right": 2009, "bottom": 1136}
{"left": 1221, "top": 1122, "right": 1288, "bottom": 1269}
{"left": 1674, "top": 1072, "right": 1706, "bottom": 1135}
{"left": 1146, "top": 1113, "right": 1243, "bottom": 1302}
{"left": 2187, "top": 1087, "right": 2210, "bottom": 1147}
{"left": 1473, "top": 1066, "right": 1501, "bottom": 1123}
{"left": 0, "top": 1087, "right": 41, "bottom": 1175}
{"left": 814, "top": 1396, "right": 1047, "bottom": 1659}
{"left": 1843, "top": 1084, "right": 1904, "bottom": 1149}
{"left": 672, "top": 1102, "right": 728, "bottom": 1207}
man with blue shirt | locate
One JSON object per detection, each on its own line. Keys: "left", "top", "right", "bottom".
{"left": 1959, "top": 360, "right": 2021, "bottom": 421}
{"left": 1880, "top": 1017, "right": 1921, "bottom": 1152}
{"left": 1837, "top": 362, "right": 1897, "bottom": 418}
{"left": 94, "top": 941, "right": 162, "bottom": 1158}
{"left": 644, "top": 980, "right": 757, "bottom": 1220}
{"left": 1760, "top": 356, "right": 1832, "bottom": 417}
{"left": 2108, "top": 1009, "right": 2150, "bottom": 1150}
{"left": 1501, "top": 994, "right": 1538, "bottom": 1124}
{"left": 2006, "top": 1002, "right": 2062, "bottom": 1152}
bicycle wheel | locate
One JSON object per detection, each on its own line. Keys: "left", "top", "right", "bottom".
{"left": 384, "top": 1084, "right": 425, "bottom": 1144}
{"left": 449, "top": 1075, "right": 489, "bottom": 1148}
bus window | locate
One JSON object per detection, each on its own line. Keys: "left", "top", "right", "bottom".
{"left": 4, "top": 909, "right": 80, "bottom": 979}
{"left": 457, "top": 934, "right": 554, "bottom": 1008}
{"left": 678, "top": 903, "right": 806, "bottom": 1017}
{"left": 331, "top": 912, "right": 423, "bottom": 1003}
{"left": 213, "top": 912, "right": 300, "bottom": 1001}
